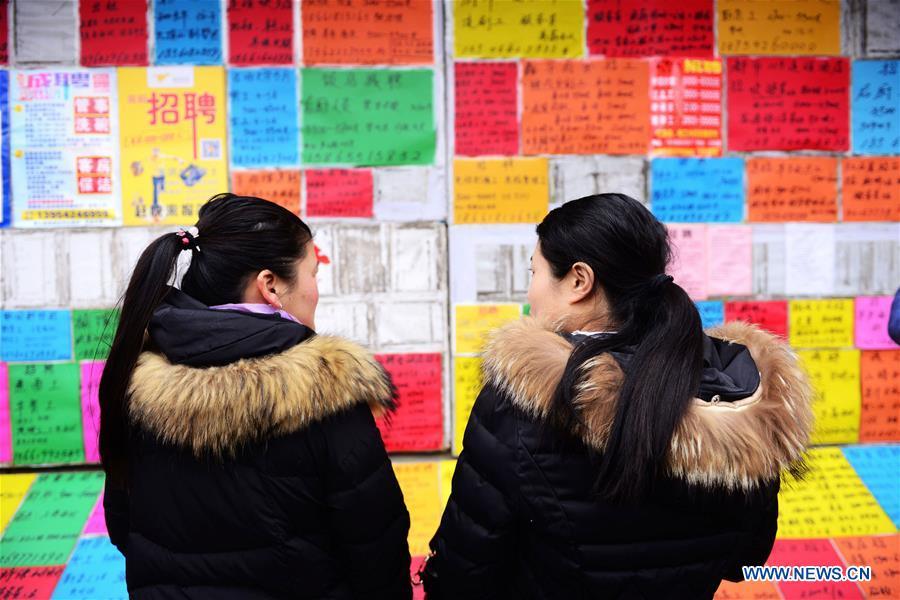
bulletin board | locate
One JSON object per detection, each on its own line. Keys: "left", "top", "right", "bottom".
{"left": 0, "top": 1, "right": 898, "bottom": 598}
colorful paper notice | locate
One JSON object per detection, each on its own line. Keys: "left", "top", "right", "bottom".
{"left": 522, "top": 59, "right": 650, "bottom": 155}
{"left": 852, "top": 60, "right": 900, "bottom": 155}
{"left": 228, "top": 68, "right": 299, "bottom": 167}
{"left": 724, "top": 301, "right": 788, "bottom": 338}
{"left": 0, "top": 310, "right": 72, "bottom": 362}
{"left": 374, "top": 354, "right": 443, "bottom": 452}
{"left": 746, "top": 157, "right": 839, "bottom": 222}
{"left": 0, "top": 364, "right": 9, "bottom": 463}
{"left": 227, "top": 0, "right": 294, "bottom": 65}
{"left": 453, "top": 356, "right": 483, "bottom": 452}
{"left": 302, "top": 0, "right": 432, "bottom": 65}
{"left": 841, "top": 157, "right": 900, "bottom": 222}
{"left": 667, "top": 224, "right": 708, "bottom": 300}
{"left": 706, "top": 226, "right": 752, "bottom": 297}
{"left": 798, "top": 349, "right": 861, "bottom": 445}
{"left": 0, "top": 472, "right": 104, "bottom": 567}
{"left": 0, "top": 473, "right": 34, "bottom": 533}
{"left": 789, "top": 299, "right": 854, "bottom": 349}
{"left": 394, "top": 462, "right": 441, "bottom": 556}
{"left": 777, "top": 447, "right": 895, "bottom": 538}
{"left": 696, "top": 301, "right": 724, "bottom": 329}
{"left": 859, "top": 351, "right": 900, "bottom": 443}
{"left": 52, "top": 536, "right": 127, "bottom": 600}
{"left": 587, "top": 0, "right": 714, "bottom": 58}
{"left": 717, "top": 0, "right": 841, "bottom": 56}
{"left": 119, "top": 66, "right": 228, "bottom": 226}
{"left": 833, "top": 535, "right": 900, "bottom": 599}
{"left": 714, "top": 579, "right": 781, "bottom": 600}
{"left": 8, "top": 363, "right": 84, "bottom": 466}
{"left": 454, "top": 0, "right": 584, "bottom": 58}
{"left": 856, "top": 297, "right": 899, "bottom": 350}
{"left": 154, "top": 0, "right": 222, "bottom": 65}
{"left": 305, "top": 169, "right": 374, "bottom": 218}
{"left": 231, "top": 169, "right": 300, "bottom": 214}
{"left": 0, "top": 566, "right": 66, "bottom": 599}
{"left": 80, "top": 0, "right": 148, "bottom": 66}
{"left": 439, "top": 460, "right": 456, "bottom": 509}
{"left": 73, "top": 309, "right": 118, "bottom": 362}
{"left": 301, "top": 68, "right": 435, "bottom": 166}
{"left": 651, "top": 158, "right": 744, "bottom": 222}
{"left": 11, "top": 69, "right": 121, "bottom": 227}
{"left": 727, "top": 57, "right": 849, "bottom": 152}
{"left": 83, "top": 492, "right": 107, "bottom": 536}
{"left": 0, "top": 0, "right": 7, "bottom": 65}
{"left": 1, "top": 69, "right": 9, "bottom": 228}
{"left": 454, "top": 62, "right": 518, "bottom": 157}
{"left": 80, "top": 361, "right": 103, "bottom": 464}
{"left": 650, "top": 58, "right": 722, "bottom": 157}
{"left": 455, "top": 304, "right": 521, "bottom": 355}
{"left": 843, "top": 446, "right": 900, "bottom": 528}
{"left": 453, "top": 158, "right": 549, "bottom": 224}
{"left": 766, "top": 539, "right": 864, "bottom": 600}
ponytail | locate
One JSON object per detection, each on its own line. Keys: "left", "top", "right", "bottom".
{"left": 537, "top": 194, "right": 705, "bottom": 504}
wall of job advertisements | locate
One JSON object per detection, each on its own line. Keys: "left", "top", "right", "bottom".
{"left": 0, "top": 0, "right": 898, "bottom": 597}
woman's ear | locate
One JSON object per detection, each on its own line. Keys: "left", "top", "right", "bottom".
{"left": 255, "top": 270, "right": 282, "bottom": 309}
{"left": 568, "top": 262, "right": 596, "bottom": 304}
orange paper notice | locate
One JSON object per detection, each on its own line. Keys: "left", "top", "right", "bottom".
{"left": 841, "top": 157, "right": 900, "bottom": 222}
{"left": 231, "top": 170, "right": 301, "bottom": 215}
{"left": 747, "top": 157, "right": 838, "bottom": 222}
{"left": 859, "top": 351, "right": 900, "bottom": 442}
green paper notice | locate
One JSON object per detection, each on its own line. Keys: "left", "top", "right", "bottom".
{"left": 73, "top": 309, "right": 119, "bottom": 361}
{"left": 0, "top": 471, "right": 104, "bottom": 567}
{"left": 9, "top": 363, "right": 84, "bottom": 466}
{"left": 302, "top": 68, "right": 436, "bottom": 166}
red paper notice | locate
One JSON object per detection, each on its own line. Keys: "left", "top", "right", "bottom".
{"left": 650, "top": 58, "right": 722, "bottom": 157}
{"left": 227, "top": 0, "right": 294, "bottom": 65}
{"left": 841, "top": 157, "right": 900, "bottom": 222}
{"left": 587, "top": 0, "right": 714, "bottom": 58}
{"left": 231, "top": 170, "right": 301, "bottom": 215}
{"left": 302, "top": 0, "right": 433, "bottom": 65}
{"left": 454, "top": 62, "right": 518, "bottom": 157}
{"left": 0, "top": 1, "right": 8, "bottom": 65}
{"left": 79, "top": 0, "right": 148, "bottom": 66}
{"left": 0, "top": 566, "right": 66, "bottom": 598}
{"left": 727, "top": 57, "right": 849, "bottom": 152}
{"left": 522, "top": 59, "right": 650, "bottom": 155}
{"left": 859, "top": 351, "right": 900, "bottom": 442}
{"left": 766, "top": 539, "right": 863, "bottom": 600}
{"left": 724, "top": 301, "right": 788, "bottom": 339}
{"left": 375, "top": 353, "right": 443, "bottom": 452}
{"left": 305, "top": 169, "right": 374, "bottom": 218}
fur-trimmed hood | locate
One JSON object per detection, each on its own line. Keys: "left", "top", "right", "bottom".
{"left": 128, "top": 335, "right": 396, "bottom": 457}
{"left": 482, "top": 318, "right": 815, "bottom": 490}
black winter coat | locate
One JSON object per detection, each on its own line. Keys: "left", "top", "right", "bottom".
{"left": 104, "top": 289, "right": 412, "bottom": 599}
{"left": 427, "top": 318, "right": 814, "bottom": 600}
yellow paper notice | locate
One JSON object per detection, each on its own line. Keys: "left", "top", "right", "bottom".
{"left": 799, "top": 349, "right": 861, "bottom": 445}
{"left": 439, "top": 459, "right": 457, "bottom": 510}
{"left": 778, "top": 447, "right": 895, "bottom": 538}
{"left": 0, "top": 473, "right": 36, "bottom": 533}
{"left": 455, "top": 304, "right": 522, "bottom": 355}
{"left": 453, "top": 158, "right": 549, "bottom": 224}
{"left": 718, "top": 0, "right": 841, "bottom": 56}
{"left": 394, "top": 461, "right": 441, "bottom": 556}
{"left": 119, "top": 66, "right": 228, "bottom": 226}
{"left": 453, "top": 356, "right": 484, "bottom": 453}
{"left": 454, "top": 0, "right": 584, "bottom": 58}
{"left": 789, "top": 299, "right": 855, "bottom": 349}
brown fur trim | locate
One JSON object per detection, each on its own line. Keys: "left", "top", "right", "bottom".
{"left": 482, "top": 318, "right": 814, "bottom": 489}
{"left": 128, "top": 335, "right": 395, "bottom": 457}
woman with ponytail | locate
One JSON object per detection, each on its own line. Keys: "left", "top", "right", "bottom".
{"left": 423, "top": 194, "right": 814, "bottom": 599}
{"left": 100, "top": 194, "right": 411, "bottom": 599}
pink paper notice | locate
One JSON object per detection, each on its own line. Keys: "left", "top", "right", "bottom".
{"left": 0, "top": 362, "right": 11, "bottom": 463}
{"left": 83, "top": 491, "right": 108, "bottom": 535}
{"left": 667, "top": 224, "right": 708, "bottom": 300}
{"left": 707, "top": 225, "right": 752, "bottom": 297}
{"left": 81, "top": 361, "right": 104, "bottom": 463}
{"left": 856, "top": 296, "right": 899, "bottom": 350}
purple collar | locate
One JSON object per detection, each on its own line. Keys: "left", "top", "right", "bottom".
{"left": 209, "top": 303, "right": 303, "bottom": 325}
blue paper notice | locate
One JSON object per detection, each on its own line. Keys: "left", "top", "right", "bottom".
{"left": 0, "top": 311, "right": 72, "bottom": 362}
{"left": 228, "top": 68, "right": 300, "bottom": 168}
{"left": 651, "top": 158, "right": 745, "bottom": 223}
{"left": 852, "top": 60, "right": 900, "bottom": 155}
{"left": 0, "top": 70, "right": 9, "bottom": 228}
{"left": 843, "top": 445, "right": 900, "bottom": 528}
{"left": 154, "top": 0, "right": 222, "bottom": 65}
{"left": 696, "top": 301, "right": 724, "bottom": 329}
{"left": 52, "top": 536, "right": 127, "bottom": 600}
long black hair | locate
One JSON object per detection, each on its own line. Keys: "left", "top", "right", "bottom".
{"left": 537, "top": 193, "right": 704, "bottom": 503}
{"left": 99, "top": 194, "right": 313, "bottom": 483}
